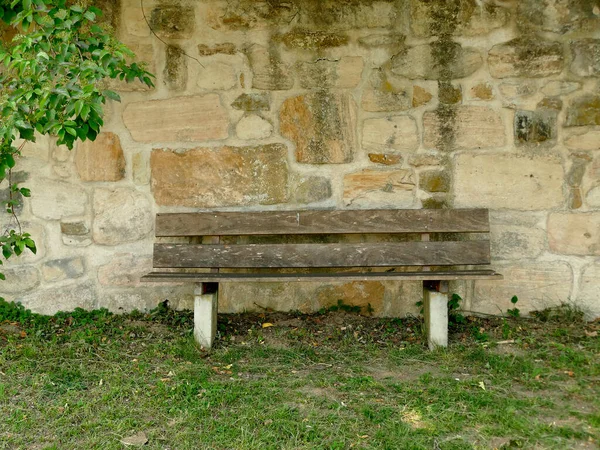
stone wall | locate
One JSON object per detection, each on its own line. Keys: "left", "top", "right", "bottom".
{"left": 2, "top": 0, "right": 600, "bottom": 319}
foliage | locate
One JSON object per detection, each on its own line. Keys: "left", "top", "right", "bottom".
{"left": 0, "top": 0, "right": 153, "bottom": 293}
{"left": 507, "top": 295, "right": 520, "bottom": 318}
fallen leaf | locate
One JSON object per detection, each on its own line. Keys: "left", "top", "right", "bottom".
{"left": 223, "top": 364, "right": 233, "bottom": 370}
{"left": 585, "top": 330, "right": 598, "bottom": 337}
{"left": 564, "top": 371, "right": 574, "bottom": 377}
{"left": 120, "top": 431, "right": 148, "bottom": 446}
{"left": 478, "top": 381, "right": 486, "bottom": 391}
{"left": 262, "top": 323, "right": 274, "bottom": 328}
{"left": 358, "top": 435, "right": 369, "bottom": 439}
{"left": 19, "top": 331, "right": 27, "bottom": 338}
{"left": 99, "top": 379, "right": 103, "bottom": 386}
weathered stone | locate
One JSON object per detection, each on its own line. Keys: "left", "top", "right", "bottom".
{"left": 472, "top": 262, "right": 572, "bottom": 316}
{"left": 541, "top": 80, "right": 581, "bottom": 97}
{"left": 122, "top": 6, "right": 151, "bottom": 37}
{"left": 566, "top": 155, "right": 590, "bottom": 187}
{"left": 410, "top": 0, "right": 509, "bottom": 37}
{"left": 317, "top": 282, "right": 385, "bottom": 315}
{"left": 93, "top": 188, "right": 153, "bottom": 245}
{"left": 537, "top": 97, "right": 563, "bottom": 111}
{"left": 490, "top": 224, "right": 545, "bottom": 260}
{"left": 368, "top": 153, "right": 403, "bottom": 165}
{"left": 151, "top": 145, "right": 289, "bottom": 207}
{"left": 488, "top": 38, "right": 564, "bottom": 78}
{"left": 571, "top": 39, "right": 600, "bottom": 76}
{"left": 98, "top": 254, "right": 153, "bottom": 286}
{"left": 100, "top": 286, "right": 194, "bottom": 313}
{"left": 292, "top": 176, "right": 332, "bottom": 204}
{"left": 294, "top": 0, "right": 398, "bottom": 30}
{"left": 60, "top": 219, "right": 89, "bottom": 236}
{"left": 52, "top": 163, "right": 71, "bottom": 179}
{"left": 548, "top": 212, "right": 600, "bottom": 256}
{"left": 280, "top": 92, "right": 357, "bottom": 164}
{"left": 42, "top": 257, "right": 85, "bottom": 282}
{"left": 358, "top": 33, "right": 405, "bottom": 49}
{"left": 198, "top": 43, "right": 237, "bottom": 56}
{"left": 296, "top": 57, "right": 363, "bottom": 89}
{"left": 409, "top": 154, "right": 445, "bottom": 167}
{"left": 246, "top": 45, "right": 293, "bottom": 90}
{"left": 517, "top": 0, "right": 600, "bottom": 34}
{"left": 123, "top": 94, "right": 229, "bottom": 142}
{"left": 164, "top": 45, "right": 187, "bottom": 91}
{"left": 498, "top": 81, "right": 538, "bottom": 101}
{"left": 438, "top": 82, "right": 462, "bottom": 104}
{"left": 565, "top": 95, "right": 600, "bottom": 127}
{"left": 569, "top": 188, "right": 583, "bottom": 209}
{"left": 514, "top": 110, "right": 557, "bottom": 147}
{"left": 470, "top": 82, "right": 493, "bottom": 100}
{"left": 30, "top": 179, "right": 87, "bottom": 220}
{"left": 586, "top": 186, "right": 600, "bottom": 207}
{"left": 197, "top": 62, "right": 237, "bottom": 90}
{"left": 454, "top": 154, "right": 564, "bottom": 210}
{"left": 579, "top": 264, "right": 600, "bottom": 319}
{"left": 362, "top": 70, "right": 412, "bottom": 112}
{"left": 52, "top": 145, "right": 71, "bottom": 162}
{"left": 362, "top": 116, "right": 418, "bottom": 153}
{"left": 231, "top": 93, "right": 270, "bottom": 111}
{"left": 423, "top": 106, "right": 505, "bottom": 150}
{"left": 236, "top": 115, "right": 273, "bottom": 140}
{"left": 274, "top": 29, "right": 348, "bottom": 49}
{"left": 75, "top": 132, "right": 125, "bottom": 182}
{"left": 16, "top": 281, "right": 96, "bottom": 315}
{"left": 564, "top": 129, "right": 600, "bottom": 150}
{"left": 150, "top": 6, "right": 195, "bottom": 39}
{"left": 343, "top": 169, "right": 415, "bottom": 207}
{"left": 412, "top": 85, "right": 433, "bottom": 107}
{"left": 419, "top": 170, "right": 451, "bottom": 193}
{"left": 1, "top": 266, "right": 40, "bottom": 293}
{"left": 391, "top": 42, "right": 482, "bottom": 80}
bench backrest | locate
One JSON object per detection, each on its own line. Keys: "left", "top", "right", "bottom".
{"left": 153, "top": 209, "right": 491, "bottom": 269}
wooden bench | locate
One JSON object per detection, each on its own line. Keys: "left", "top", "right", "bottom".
{"left": 142, "top": 209, "right": 502, "bottom": 350}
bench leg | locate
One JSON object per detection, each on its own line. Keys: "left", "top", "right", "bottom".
{"left": 194, "top": 282, "right": 218, "bottom": 349}
{"left": 423, "top": 281, "right": 448, "bottom": 350}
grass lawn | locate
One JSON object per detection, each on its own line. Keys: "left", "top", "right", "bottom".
{"left": 0, "top": 301, "right": 598, "bottom": 449}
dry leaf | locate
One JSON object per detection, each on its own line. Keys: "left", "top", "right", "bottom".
{"left": 120, "top": 431, "right": 148, "bottom": 446}
{"left": 478, "top": 381, "right": 486, "bottom": 390}
{"left": 223, "top": 364, "right": 233, "bottom": 370}
{"left": 584, "top": 330, "right": 598, "bottom": 337}
{"left": 262, "top": 323, "right": 274, "bottom": 328}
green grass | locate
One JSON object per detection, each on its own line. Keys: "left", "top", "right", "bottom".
{"left": 0, "top": 301, "right": 598, "bottom": 449}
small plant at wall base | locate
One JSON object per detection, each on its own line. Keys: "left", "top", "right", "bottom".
{"left": 0, "top": 0, "right": 154, "bottom": 295}
{"left": 507, "top": 295, "right": 520, "bottom": 318}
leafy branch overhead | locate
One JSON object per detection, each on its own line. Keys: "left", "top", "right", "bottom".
{"left": 0, "top": 0, "right": 154, "bottom": 285}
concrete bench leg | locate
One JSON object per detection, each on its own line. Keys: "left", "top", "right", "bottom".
{"left": 194, "top": 282, "right": 218, "bottom": 349}
{"left": 423, "top": 281, "right": 448, "bottom": 350}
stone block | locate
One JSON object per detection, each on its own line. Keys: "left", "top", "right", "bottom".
{"left": 292, "top": 176, "right": 332, "bottom": 204}
{"left": 423, "top": 106, "right": 505, "bottom": 150}
{"left": 246, "top": 45, "right": 293, "bottom": 90}
{"left": 1, "top": 266, "right": 40, "bottom": 294}
{"left": 438, "top": 82, "right": 462, "bottom": 104}
{"left": 586, "top": 187, "right": 600, "bottom": 208}
{"left": 548, "top": 212, "right": 600, "bottom": 256}
{"left": 30, "top": 179, "right": 87, "bottom": 220}
{"left": 390, "top": 42, "right": 482, "bottom": 80}
{"left": 150, "top": 6, "right": 195, "bottom": 39}
{"left": 93, "top": 188, "right": 153, "bottom": 245}
{"left": 296, "top": 57, "right": 364, "bottom": 89}
{"left": 358, "top": 33, "right": 405, "bottom": 50}
{"left": 317, "top": 282, "right": 385, "bottom": 315}
{"left": 164, "top": 45, "right": 188, "bottom": 91}
{"left": 52, "top": 145, "right": 71, "bottom": 162}
{"left": 541, "top": 81, "right": 581, "bottom": 97}
{"left": 197, "top": 62, "right": 237, "bottom": 91}
{"left": 368, "top": 153, "right": 403, "bottom": 166}
{"left": 409, "top": 154, "right": 445, "bottom": 167}
{"left": 231, "top": 93, "right": 270, "bottom": 111}
{"left": 100, "top": 286, "right": 194, "bottom": 313}
{"left": 419, "top": 170, "right": 451, "bottom": 193}
{"left": 294, "top": 0, "right": 399, "bottom": 30}
{"left": 132, "top": 152, "right": 150, "bottom": 185}
{"left": 571, "top": 39, "right": 600, "bottom": 76}
{"left": 517, "top": 0, "right": 600, "bottom": 34}
{"left": 150, "top": 145, "right": 289, "bottom": 207}
{"left": 280, "top": 92, "right": 357, "bottom": 164}
{"left": 235, "top": 115, "right": 273, "bottom": 140}
{"left": 75, "top": 132, "right": 125, "bottom": 181}
{"left": 579, "top": 264, "right": 600, "bottom": 319}
{"left": 470, "top": 82, "right": 493, "bottom": 100}
{"left": 490, "top": 224, "right": 545, "bottom": 260}
{"left": 98, "top": 253, "right": 153, "bottom": 286}
{"left": 488, "top": 38, "right": 564, "bottom": 78}
{"left": 362, "top": 70, "right": 412, "bottom": 112}
{"left": 410, "top": 0, "right": 509, "bottom": 37}
{"left": 343, "top": 169, "right": 415, "bottom": 207}
{"left": 472, "top": 262, "right": 572, "bottom": 316}
{"left": 565, "top": 96, "right": 600, "bottom": 127}
{"left": 564, "top": 129, "right": 600, "bottom": 150}
{"left": 514, "top": 110, "right": 557, "bottom": 147}
{"left": 121, "top": 6, "right": 151, "bottom": 37}
{"left": 61, "top": 217, "right": 92, "bottom": 247}
{"left": 123, "top": 94, "right": 229, "bottom": 142}
{"left": 412, "top": 85, "right": 433, "bottom": 107}
{"left": 42, "top": 257, "right": 85, "bottom": 282}
{"left": 362, "top": 116, "right": 418, "bottom": 153}
{"left": 198, "top": 43, "right": 237, "bottom": 56}
{"left": 454, "top": 154, "right": 564, "bottom": 210}
{"left": 274, "top": 28, "right": 348, "bottom": 49}
{"left": 498, "top": 81, "right": 538, "bottom": 103}
{"left": 16, "top": 281, "right": 96, "bottom": 315}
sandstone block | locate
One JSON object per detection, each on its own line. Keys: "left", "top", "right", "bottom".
{"left": 358, "top": 33, "right": 406, "bottom": 49}
{"left": 362, "top": 116, "right": 418, "bottom": 153}
{"left": 438, "top": 82, "right": 462, "bottom": 105}
{"left": 488, "top": 38, "right": 564, "bottom": 78}
{"left": 246, "top": 45, "right": 293, "bottom": 90}
{"left": 42, "top": 257, "right": 85, "bottom": 282}
{"left": 164, "top": 45, "right": 188, "bottom": 91}
{"left": 98, "top": 254, "right": 153, "bottom": 286}
{"left": 564, "top": 129, "right": 600, "bottom": 150}
{"left": 343, "top": 169, "right": 415, "bottom": 207}
{"left": 295, "top": 0, "right": 398, "bottom": 30}
{"left": 123, "top": 94, "right": 229, "bottom": 142}
{"left": 515, "top": 109, "right": 557, "bottom": 147}
{"left": 236, "top": 115, "right": 273, "bottom": 140}
{"left": 423, "top": 106, "right": 505, "bottom": 150}
{"left": 197, "top": 62, "right": 237, "bottom": 90}
{"left": 470, "top": 82, "right": 493, "bottom": 100}
{"left": 472, "top": 262, "right": 572, "bottom": 316}
{"left": 579, "top": 264, "right": 600, "bottom": 318}
{"left": 368, "top": 153, "right": 403, "bottom": 165}
{"left": 151, "top": 145, "right": 289, "bottom": 207}
{"left": 150, "top": 6, "right": 195, "bottom": 39}
{"left": 490, "top": 224, "right": 545, "bottom": 260}
{"left": 498, "top": 81, "right": 538, "bottom": 102}
{"left": 75, "top": 132, "right": 125, "bottom": 182}
{"left": 121, "top": 6, "right": 151, "bottom": 37}
{"left": 16, "top": 281, "right": 96, "bottom": 315}
{"left": 1, "top": 266, "right": 40, "bottom": 294}
{"left": 412, "top": 85, "right": 433, "bottom": 107}
{"left": 419, "top": 170, "right": 450, "bottom": 193}
{"left": 548, "top": 212, "right": 600, "bottom": 256}
{"left": 296, "top": 57, "right": 364, "bottom": 89}
{"left": 517, "top": 0, "right": 600, "bottom": 34}
{"left": 586, "top": 187, "right": 600, "bottom": 208}
{"left": 361, "top": 69, "right": 412, "bottom": 113}
{"left": 541, "top": 80, "right": 581, "bottom": 97}
{"left": 231, "top": 93, "right": 270, "bottom": 111}
{"left": 454, "top": 154, "right": 564, "bottom": 210}
{"left": 100, "top": 286, "right": 194, "bottom": 313}
{"left": 280, "top": 92, "right": 357, "bottom": 164}
{"left": 391, "top": 42, "right": 482, "bottom": 80}
{"left": 565, "top": 96, "right": 600, "bottom": 127}
{"left": 292, "top": 176, "right": 332, "bottom": 204}
{"left": 93, "top": 188, "right": 153, "bottom": 245}
{"left": 275, "top": 28, "right": 348, "bottom": 49}
{"left": 409, "top": 154, "right": 445, "bottom": 167}
{"left": 198, "top": 43, "right": 237, "bottom": 56}
{"left": 317, "top": 282, "right": 385, "bottom": 315}
{"left": 30, "top": 179, "right": 87, "bottom": 220}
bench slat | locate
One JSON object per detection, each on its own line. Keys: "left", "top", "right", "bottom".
{"left": 142, "top": 270, "right": 503, "bottom": 283}
{"left": 153, "top": 241, "right": 491, "bottom": 268}
{"left": 155, "top": 209, "right": 489, "bottom": 236}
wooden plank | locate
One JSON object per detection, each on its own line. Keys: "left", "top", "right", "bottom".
{"left": 153, "top": 241, "right": 491, "bottom": 268}
{"left": 155, "top": 209, "right": 490, "bottom": 236}
{"left": 142, "top": 270, "right": 503, "bottom": 283}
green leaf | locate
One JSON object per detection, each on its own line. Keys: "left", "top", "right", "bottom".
{"left": 102, "top": 90, "right": 121, "bottom": 102}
